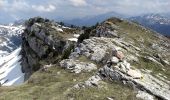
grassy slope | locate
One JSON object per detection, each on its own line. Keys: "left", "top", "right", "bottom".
{"left": 0, "top": 66, "right": 139, "bottom": 100}
{"left": 106, "top": 18, "right": 170, "bottom": 81}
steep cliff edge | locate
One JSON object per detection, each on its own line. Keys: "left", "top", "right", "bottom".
{"left": 21, "top": 17, "right": 80, "bottom": 79}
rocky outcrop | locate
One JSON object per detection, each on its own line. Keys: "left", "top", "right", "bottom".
{"left": 90, "top": 21, "right": 119, "bottom": 38}
{"left": 98, "top": 54, "right": 170, "bottom": 100}
{"left": 70, "top": 37, "right": 124, "bottom": 63}
{"left": 21, "top": 17, "right": 79, "bottom": 79}
{"left": 68, "top": 33, "right": 170, "bottom": 100}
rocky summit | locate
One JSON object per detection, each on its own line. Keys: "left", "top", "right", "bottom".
{"left": 0, "top": 17, "right": 170, "bottom": 100}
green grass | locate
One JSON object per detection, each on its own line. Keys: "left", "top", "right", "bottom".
{"left": 106, "top": 18, "right": 160, "bottom": 51}
{"left": 0, "top": 66, "right": 94, "bottom": 100}
{"left": 105, "top": 18, "right": 170, "bottom": 81}
{"left": 0, "top": 65, "right": 139, "bottom": 100}
{"left": 67, "top": 81, "right": 140, "bottom": 100}
{"left": 131, "top": 57, "right": 170, "bottom": 81}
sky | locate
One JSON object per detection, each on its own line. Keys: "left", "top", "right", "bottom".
{"left": 0, "top": 0, "right": 170, "bottom": 24}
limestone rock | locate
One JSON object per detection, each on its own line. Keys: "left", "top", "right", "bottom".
{"left": 127, "top": 69, "right": 142, "bottom": 79}
{"left": 114, "top": 51, "right": 125, "bottom": 60}
{"left": 21, "top": 17, "right": 78, "bottom": 78}
{"left": 74, "top": 37, "right": 124, "bottom": 63}
{"left": 114, "top": 60, "right": 131, "bottom": 73}
{"left": 84, "top": 75, "right": 101, "bottom": 87}
{"left": 94, "top": 25, "right": 118, "bottom": 38}
{"left": 110, "top": 56, "right": 119, "bottom": 64}
{"left": 74, "top": 75, "right": 102, "bottom": 89}
{"left": 60, "top": 59, "right": 97, "bottom": 73}
{"left": 99, "top": 65, "right": 170, "bottom": 100}
{"left": 136, "top": 91, "right": 154, "bottom": 100}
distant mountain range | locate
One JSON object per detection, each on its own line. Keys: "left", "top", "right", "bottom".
{"left": 0, "top": 24, "right": 24, "bottom": 58}
{"left": 129, "top": 14, "right": 170, "bottom": 36}
{"left": 63, "top": 12, "right": 170, "bottom": 36}
{"left": 63, "top": 11, "right": 127, "bottom": 26}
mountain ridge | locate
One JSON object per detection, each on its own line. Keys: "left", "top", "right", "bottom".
{"left": 129, "top": 14, "right": 170, "bottom": 36}
{"left": 0, "top": 17, "right": 170, "bottom": 100}
{"left": 63, "top": 11, "right": 127, "bottom": 26}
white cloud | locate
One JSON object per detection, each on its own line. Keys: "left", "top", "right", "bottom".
{"left": 1, "top": 0, "right": 30, "bottom": 12}
{"left": 0, "top": 1, "right": 3, "bottom": 8}
{"left": 1, "top": 0, "right": 170, "bottom": 24}
{"left": 32, "top": 4, "right": 56, "bottom": 12}
{"left": 69, "top": 0, "right": 87, "bottom": 7}
{"left": 1, "top": 0, "right": 56, "bottom": 13}
{"left": 0, "top": 0, "right": 7, "bottom": 9}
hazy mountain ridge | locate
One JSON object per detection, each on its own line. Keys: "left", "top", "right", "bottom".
{"left": 64, "top": 12, "right": 170, "bottom": 36}
{"left": 129, "top": 14, "right": 170, "bottom": 36}
{"left": 63, "top": 11, "right": 126, "bottom": 26}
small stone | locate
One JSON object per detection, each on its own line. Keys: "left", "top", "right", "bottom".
{"left": 115, "top": 51, "right": 124, "bottom": 60}
{"left": 107, "top": 97, "right": 114, "bottom": 100}
{"left": 110, "top": 56, "right": 119, "bottom": 64}
{"left": 119, "top": 63, "right": 127, "bottom": 73}
{"left": 123, "top": 60, "right": 131, "bottom": 70}
{"left": 127, "top": 69, "right": 142, "bottom": 79}
{"left": 57, "top": 71, "right": 61, "bottom": 75}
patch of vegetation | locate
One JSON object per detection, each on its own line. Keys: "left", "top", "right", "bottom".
{"left": 132, "top": 57, "right": 170, "bottom": 81}
{"left": 78, "top": 28, "right": 91, "bottom": 43}
{"left": 78, "top": 23, "right": 99, "bottom": 43}
{"left": 62, "top": 44, "right": 75, "bottom": 59}
{"left": 67, "top": 81, "right": 140, "bottom": 100}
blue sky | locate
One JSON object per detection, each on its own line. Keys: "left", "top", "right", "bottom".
{"left": 0, "top": 0, "right": 170, "bottom": 23}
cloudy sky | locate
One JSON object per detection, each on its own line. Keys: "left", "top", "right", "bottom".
{"left": 0, "top": 0, "right": 170, "bottom": 23}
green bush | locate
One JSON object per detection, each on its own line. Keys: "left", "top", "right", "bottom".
{"left": 35, "top": 17, "right": 45, "bottom": 23}
{"left": 78, "top": 28, "right": 92, "bottom": 43}
{"left": 62, "top": 44, "right": 75, "bottom": 59}
{"left": 78, "top": 23, "right": 99, "bottom": 43}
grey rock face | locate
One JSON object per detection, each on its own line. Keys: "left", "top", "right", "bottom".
{"left": 27, "top": 37, "right": 48, "bottom": 58}
{"left": 77, "top": 37, "right": 123, "bottom": 63}
{"left": 99, "top": 66, "right": 123, "bottom": 81}
{"left": 21, "top": 17, "right": 75, "bottom": 79}
{"left": 92, "top": 22, "right": 119, "bottom": 38}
